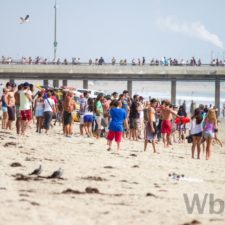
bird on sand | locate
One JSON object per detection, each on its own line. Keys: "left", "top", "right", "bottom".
{"left": 49, "top": 168, "right": 63, "bottom": 179}
{"left": 29, "top": 165, "right": 42, "bottom": 176}
{"left": 20, "top": 15, "right": 29, "bottom": 24}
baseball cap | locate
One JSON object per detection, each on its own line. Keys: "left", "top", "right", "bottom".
{"left": 23, "top": 82, "right": 30, "bottom": 87}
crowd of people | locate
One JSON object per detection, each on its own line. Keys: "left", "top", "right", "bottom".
{"left": 0, "top": 81, "right": 222, "bottom": 161}
{"left": 1, "top": 55, "right": 225, "bottom": 66}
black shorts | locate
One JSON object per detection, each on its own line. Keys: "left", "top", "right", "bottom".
{"left": 192, "top": 132, "right": 202, "bottom": 137}
{"left": 7, "top": 106, "right": 15, "bottom": 121}
{"left": 63, "top": 111, "right": 72, "bottom": 126}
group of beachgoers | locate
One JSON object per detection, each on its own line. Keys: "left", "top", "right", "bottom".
{"left": 1, "top": 55, "right": 225, "bottom": 67}
{"left": 0, "top": 81, "right": 221, "bottom": 160}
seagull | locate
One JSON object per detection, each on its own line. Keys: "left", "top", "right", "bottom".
{"left": 49, "top": 168, "right": 63, "bottom": 179}
{"left": 29, "top": 165, "right": 42, "bottom": 176}
{"left": 20, "top": 15, "right": 29, "bottom": 24}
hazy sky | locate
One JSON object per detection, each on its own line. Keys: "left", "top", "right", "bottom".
{"left": 0, "top": 0, "right": 225, "bottom": 62}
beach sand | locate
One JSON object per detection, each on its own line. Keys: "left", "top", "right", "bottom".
{"left": 0, "top": 120, "right": 225, "bottom": 225}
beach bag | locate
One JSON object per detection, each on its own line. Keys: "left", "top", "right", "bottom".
{"left": 186, "top": 135, "right": 193, "bottom": 143}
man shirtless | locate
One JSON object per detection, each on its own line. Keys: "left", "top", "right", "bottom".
{"left": 5, "top": 82, "right": 16, "bottom": 130}
{"left": 14, "top": 84, "right": 23, "bottom": 134}
{"left": 144, "top": 98, "right": 158, "bottom": 152}
{"left": 160, "top": 100, "right": 180, "bottom": 148}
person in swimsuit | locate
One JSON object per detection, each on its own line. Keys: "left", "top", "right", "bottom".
{"left": 14, "top": 84, "right": 23, "bottom": 134}
{"left": 1, "top": 88, "right": 8, "bottom": 129}
{"left": 190, "top": 108, "right": 203, "bottom": 159}
{"left": 6, "top": 82, "right": 16, "bottom": 130}
{"left": 160, "top": 100, "right": 180, "bottom": 148}
{"left": 203, "top": 109, "right": 217, "bottom": 160}
{"left": 34, "top": 92, "right": 44, "bottom": 133}
{"left": 144, "top": 98, "right": 158, "bottom": 153}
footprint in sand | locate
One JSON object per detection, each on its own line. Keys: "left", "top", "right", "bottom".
{"left": 3, "top": 142, "right": 17, "bottom": 147}
{"left": 146, "top": 192, "right": 157, "bottom": 198}
{"left": 81, "top": 176, "right": 107, "bottom": 181}
{"left": 104, "top": 166, "right": 114, "bottom": 169}
{"left": 182, "top": 220, "right": 201, "bottom": 225}
{"left": 132, "top": 165, "right": 139, "bottom": 168}
{"left": 85, "top": 187, "right": 100, "bottom": 194}
{"left": 10, "top": 162, "right": 23, "bottom": 167}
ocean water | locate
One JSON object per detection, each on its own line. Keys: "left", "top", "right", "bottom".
{"left": 1, "top": 79, "right": 225, "bottom": 113}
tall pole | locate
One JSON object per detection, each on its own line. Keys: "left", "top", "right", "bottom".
{"left": 53, "top": 0, "right": 58, "bottom": 59}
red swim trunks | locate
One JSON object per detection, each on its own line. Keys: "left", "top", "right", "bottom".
{"left": 161, "top": 120, "right": 172, "bottom": 134}
{"left": 107, "top": 131, "right": 122, "bottom": 142}
{"left": 20, "top": 109, "right": 32, "bottom": 121}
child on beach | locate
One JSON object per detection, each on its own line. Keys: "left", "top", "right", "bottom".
{"left": 107, "top": 100, "right": 128, "bottom": 151}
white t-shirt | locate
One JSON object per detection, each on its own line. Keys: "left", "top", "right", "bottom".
{"left": 19, "top": 90, "right": 31, "bottom": 111}
{"left": 190, "top": 119, "right": 203, "bottom": 135}
{"left": 44, "top": 98, "right": 55, "bottom": 112}
{"left": 84, "top": 107, "right": 93, "bottom": 116}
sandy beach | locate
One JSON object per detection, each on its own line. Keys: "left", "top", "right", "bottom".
{"left": 0, "top": 119, "right": 225, "bottom": 225}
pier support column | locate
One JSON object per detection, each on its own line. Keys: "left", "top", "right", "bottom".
{"left": 83, "top": 80, "right": 88, "bottom": 89}
{"left": 127, "top": 80, "right": 133, "bottom": 97}
{"left": 62, "top": 80, "right": 68, "bottom": 87}
{"left": 171, "top": 79, "right": 176, "bottom": 105}
{"left": 53, "top": 80, "right": 59, "bottom": 88}
{"left": 9, "top": 79, "right": 15, "bottom": 84}
{"left": 215, "top": 79, "right": 220, "bottom": 115}
{"left": 43, "top": 80, "right": 49, "bottom": 86}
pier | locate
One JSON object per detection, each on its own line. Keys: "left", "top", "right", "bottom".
{"left": 0, "top": 64, "right": 225, "bottom": 113}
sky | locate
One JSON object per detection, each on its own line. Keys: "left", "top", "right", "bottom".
{"left": 0, "top": 0, "right": 225, "bottom": 63}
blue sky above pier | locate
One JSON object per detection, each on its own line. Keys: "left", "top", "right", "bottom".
{"left": 0, "top": 0, "right": 225, "bottom": 62}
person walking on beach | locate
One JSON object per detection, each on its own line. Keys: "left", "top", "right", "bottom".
{"left": 137, "top": 96, "right": 144, "bottom": 139}
{"left": 144, "top": 98, "right": 158, "bottom": 153}
{"left": 107, "top": 100, "right": 128, "bottom": 151}
{"left": 121, "top": 90, "right": 130, "bottom": 138}
{"left": 177, "top": 106, "right": 187, "bottom": 143}
{"left": 190, "top": 108, "right": 203, "bottom": 159}
{"left": 43, "top": 92, "right": 56, "bottom": 134}
{"left": 79, "top": 91, "right": 89, "bottom": 135}
{"left": 94, "top": 94, "right": 104, "bottom": 139}
{"left": 19, "top": 82, "right": 33, "bottom": 135}
{"left": 5, "top": 83, "right": 16, "bottom": 130}
{"left": 203, "top": 109, "right": 218, "bottom": 160}
{"left": 34, "top": 91, "right": 44, "bottom": 133}
{"left": 14, "top": 84, "right": 23, "bottom": 134}
{"left": 83, "top": 98, "right": 94, "bottom": 137}
{"left": 63, "top": 91, "right": 76, "bottom": 137}
{"left": 1, "top": 88, "right": 8, "bottom": 129}
{"left": 129, "top": 95, "right": 139, "bottom": 141}
{"left": 160, "top": 100, "right": 179, "bottom": 148}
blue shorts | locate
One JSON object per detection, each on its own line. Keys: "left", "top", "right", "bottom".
{"left": 35, "top": 109, "right": 44, "bottom": 117}
{"left": 84, "top": 115, "right": 93, "bottom": 123}
{"left": 2, "top": 107, "right": 7, "bottom": 113}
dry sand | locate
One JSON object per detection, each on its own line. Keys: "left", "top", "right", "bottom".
{"left": 0, "top": 119, "right": 225, "bottom": 225}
